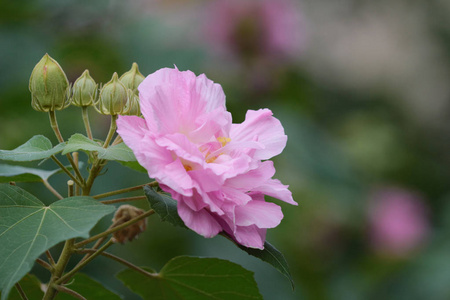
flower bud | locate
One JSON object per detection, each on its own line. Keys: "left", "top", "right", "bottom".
{"left": 112, "top": 205, "right": 147, "bottom": 244}
{"left": 96, "top": 72, "right": 128, "bottom": 115}
{"left": 119, "top": 62, "right": 144, "bottom": 94}
{"left": 122, "top": 89, "right": 141, "bottom": 116}
{"left": 72, "top": 69, "right": 98, "bottom": 107}
{"left": 29, "top": 53, "right": 70, "bottom": 112}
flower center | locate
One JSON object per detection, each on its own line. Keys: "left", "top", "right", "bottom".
{"left": 217, "top": 137, "right": 231, "bottom": 147}
{"left": 205, "top": 136, "right": 231, "bottom": 163}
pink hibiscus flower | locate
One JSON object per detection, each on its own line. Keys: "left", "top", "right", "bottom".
{"left": 205, "top": 0, "right": 305, "bottom": 61}
{"left": 368, "top": 188, "right": 429, "bottom": 257}
{"left": 116, "top": 67, "right": 297, "bottom": 249}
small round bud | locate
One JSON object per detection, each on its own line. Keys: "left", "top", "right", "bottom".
{"left": 96, "top": 72, "right": 128, "bottom": 115}
{"left": 29, "top": 53, "right": 70, "bottom": 112}
{"left": 72, "top": 70, "right": 98, "bottom": 107}
{"left": 112, "top": 205, "right": 147, "bottom": 244}
{"left": 119, "top": 63, "right": 144, "bottom": 94}
{"left": 122, "top": 89, "right": 141, "bottom": 116}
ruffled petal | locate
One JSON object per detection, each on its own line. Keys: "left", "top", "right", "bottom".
{"left": 178, "top": 201, "right": 223, "bottom": 238}
{"left": 231, "top": 109, "right": 287, "bottom": 160}
{"left": 225, "top": 160, "right": 275, "bottom": 190}
{"left": 156, "top": 158, "right": 194, "bottom": 196}
{"left": 235, "top": 199, "right": 283, "bottom": 228}
{"left": 116, "top": 115, "right": 148, "bottom": 150}
{"left": 233, "top": 225, "right": 266, "bottom": 249}
{"left": 138, "top": 67, "right": 228, "bottom": 136}
{"left": 155, "top": 133, "right": 205, "bottom": 167}
{"left": 253, "top": 178, "right": 297, "bottom": 205}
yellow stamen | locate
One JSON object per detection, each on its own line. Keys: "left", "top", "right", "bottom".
{"left": 217, "top": 137, "right": 231, "bottom": 147}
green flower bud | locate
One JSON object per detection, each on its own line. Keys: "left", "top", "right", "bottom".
{"left": 29, "top": 53, "right": 70, "bottom": 112}
{"left": 96, "top": 72, "right": 128, "bottom": 115}
{"left": 72, "top": 70, "right": 98, "bottom": 107}
{"left": 119, "top": 62, "right": 144, "bottom": 94}
{"left": 122, "top": 89, "right": 141, "bottom": 116}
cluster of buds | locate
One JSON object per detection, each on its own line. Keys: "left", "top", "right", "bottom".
{"left": 111, "top": 205, "right": 148, "bottom": 244}
{"left": 29, "top": 53, "right": 144, "bottom": 116}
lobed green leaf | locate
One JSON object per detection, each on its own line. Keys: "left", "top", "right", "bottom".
{"left": 117, "top": 256, "right": 262, "bottom": 300}
{"left": 0, "top": 184, "right": 115, "bottom": 300}
{"left": 0, "top": 135, "right": 64, "bottom": 162}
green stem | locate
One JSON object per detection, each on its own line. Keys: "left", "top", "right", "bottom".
{"left": 83, "top": 114, "right": 119, "bottom": 195}
{"left": 103, "top": 115, "right": 117, "bottom": 148}
{"left": 53, "top": 285, "right": 87, "bottom": 300}
{"left": 42, "top": 180, "right": 63, "bottom": 200}
{"left": 76, "top": 249, "right": 157, "bottom": 278}
{"left": 55, "top": 239, "right": 114, "bottom": 285}
{"left": 74, "top": 209, "right": 155, "bottom": 248}
{"left": 111, "top": 135, "right": 123, "bottom": 146}
{"left": 14, "top": 282, "right": 28, "bottom": 300}
{"left": 93, "top": 182, "right": 157, "bottom": 199}
{"left": 81, "top": 106, "right": 93, "bottom": 140}
{"left": 36, "top": 258, "right": 52, "bottom": 271}
{"left": 48, "top": 110, "right": 64, "bottom": 143}
{"left": 50, "top": 156, "right": 83, "bottom": 187}
{"left": 48, "top": 111, "right": 85, "bottom": 185}
{"left": 45, "top": 250, "right": 56, "bottom": 267}
{"left": 100, "top": 196, "right": 147, "bottom": 205}
{"left": 83, "top": 161, "right": 103, "bottom": 196}
{"left": 43, "top": 239, "right": 75, "bottom": 300}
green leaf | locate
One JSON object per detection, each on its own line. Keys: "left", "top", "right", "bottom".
{"left": 0, "top": 163, "right": 82, "bottom": 183}
{"left": 0, "top": 135, "right": 64, "bottom": 162}
{"left": 234, "top": 239, "right": 294, "bottom": 290}
{"left": 117, "top": 256, "right": 262, "bottom": 300}
{"left": 56, "top": 273, "right": 121, "bottom": 300}
{"left": 0, "top": 164, "right": 59, "bottom": 182}
{"left": 1, "top": 274, "right": 43, "bottom": 300}
{"left": 119, "top": 161, "right": 147, "bottom": 173}
{"left": 62, "top": 134, "right": 137, "bottom": 162}
{"left": 102, "top": 143, "right": 137, "bottom": 162}
{"left": 0, "top": 184, "right": 115, "bottom": 300}
{"left": 144, "top": 186, "right": 294, "bottom": 288}
{"left": 143, "top": 186, "right": 186, "bottom": 228}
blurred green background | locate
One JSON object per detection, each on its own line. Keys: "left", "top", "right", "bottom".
{"left": 2, "top": 0, "right": 450, "bottom": 299}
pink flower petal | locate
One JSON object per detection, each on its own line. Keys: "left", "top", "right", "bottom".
{"left": 225, "top": 161, "right": 275, "bottom": 190}
{"left": 178, "top": 201, "right": 222, "bottom": 238}
{"left": 235, "top": 199, "right": 283, "bottom": 228}
{"left": 233, "top": 225, "right": 266, "bottom": 249}
{"left": 116, "top": 115, "right": 148, "bottom": 150}
{"left": 158, "top": 159, "right": 194, "bottom": 196}
{"left": 231, "top": 109, "right": 287, "bottom": 160}
{"left": 138, "top": 68, "right": 227, "bottom": 136}
{"left": 253, "top": 178, "right": 297, "bottom": 205}
{"left": 155, "top": 133, "right": 205, "bottom": 167}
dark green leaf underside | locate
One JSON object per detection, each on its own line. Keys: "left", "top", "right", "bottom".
{"left": 144, "top": 186, "right": 186, "bottom": 228}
